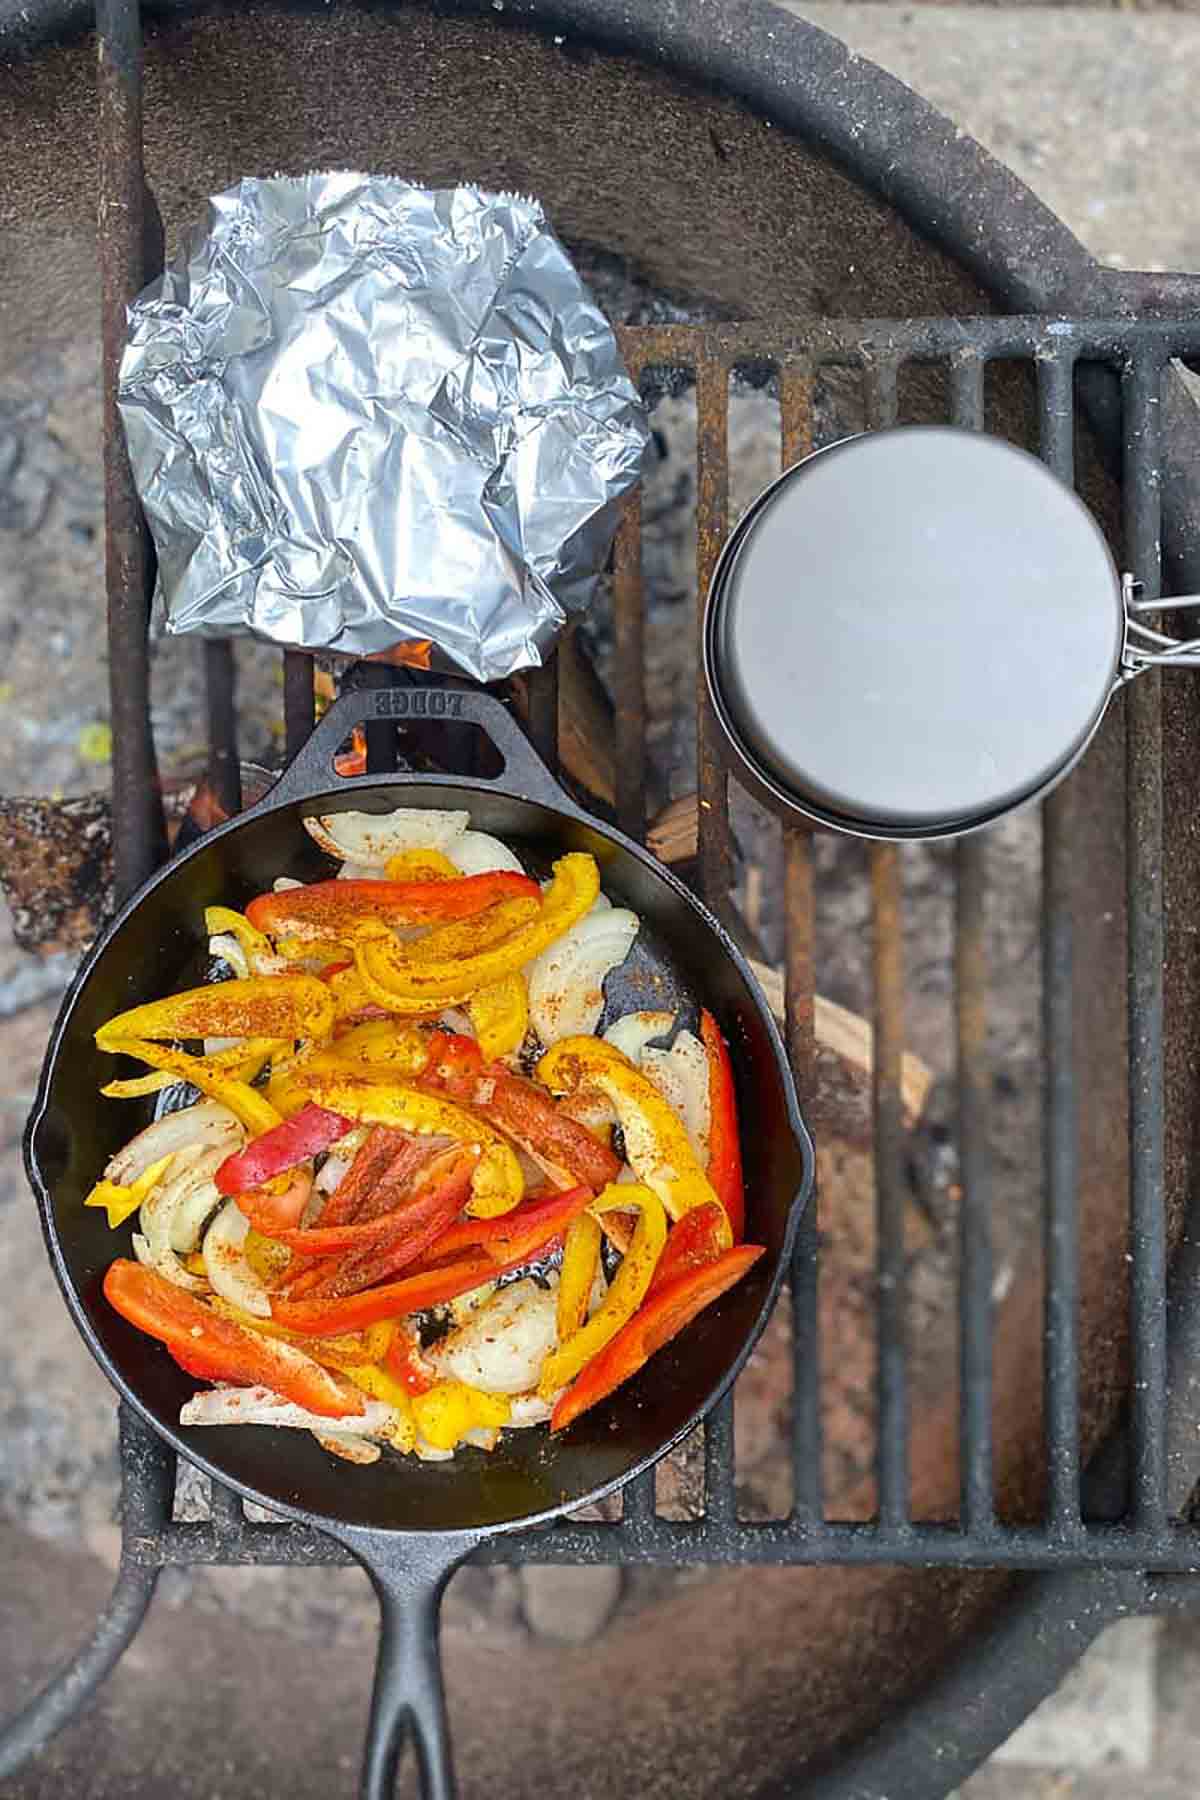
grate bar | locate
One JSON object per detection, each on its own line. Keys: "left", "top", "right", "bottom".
{"left": 621, "top": 1468, "right": 656, "bottom": 1528}
{"left": 612, "top": 490, "right": 647, "bottom": 839}
{"left": 694, "top": 355, "right": 732, "bottom": 907}
{"left": 871, "top": 842, "right": 910, "bottom": 1528}
{"left": 1038, "top": 350, "right": 1083, "bottom": 1533}
{"left": 1123, "top": 354, "right": 1170, "bottom": 1532}
{"left": 208, "top": 1481, "right": 245, "bottom": 1529}
{"left": 203, "top": 640, "right": 242, "bottom": 816}
{"left": 703, "top": 1391, "right": 737, "bottom": 1526}
{"left": 789, "top": 1216, "right": 824, "bottom": 1525}
{"left": 950, "top": 352, "right": 995, "bottom": 1533}
{"left": 128, "top": 1515, "right": 1200, "bottom": 1572}
{"left": 283, "top": 651, "right": 316, "bottom": 763}
{"left": 98, "top": 0, "right": 166, "bottom": 899}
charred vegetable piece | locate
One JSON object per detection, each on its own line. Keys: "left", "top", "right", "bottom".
{"left": 96, "top": 974, "right": 334, "bottom": 1047}
{"left": 245, "top": 871, "right": 538, "bottom": 941}
{"left": 699, "top": 1009, "right": 745, "bottom": 1242}
{"left": 353, "top": 853, "right": 598, "bottom": 1010}
{"left": 214, "top": 1102, "right": 352, "bottom": 1197}
{"left": 104, "top": 1260, "right": 365, "bottom": 1417}
{"left": 550, "top": 1245, "right": 765, "bottom": 1433}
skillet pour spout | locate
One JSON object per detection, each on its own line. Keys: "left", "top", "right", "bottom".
{"left": 25, "top": 686, "right": 814, "bottom": 1799}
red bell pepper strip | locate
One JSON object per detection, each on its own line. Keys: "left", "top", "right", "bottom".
{"left": 384, "top": 1330, "right": 438, "bottom": 1396}
{"left": 647, "top": 1201, "right": 732, "bottom": 1297}
{"left": 549, "top": 1243, "right": 765, "bottom": 1433}
{"left": 270, "top": 1239, "right": 555, "bottom": 1338}
{"left": 274, "top": 1146, "right": 474, "bottom": 1261}
{"left": 214, "top": 1102, "right": 353, "bottom": 1197}
{"left": 421, "top": 1029, "right": 484, "bottom": 1089}
{"left": 318, "top": 1126, "right": 408, "bottom": 1229}
{"left": 307, "top": 1152, "right": 478, "bottom": 1299}
{"left": 411, "top": 1184, "right": 593, "bottom": 1269}
{"left": 423, "top": 1065, "right": 620, "bottom": 1193}
{"left": 699, "top": 1009, "right": 745, "bottom": 1242}
{"left": 245, "top": 871, "right": 539, "bottom": 940}
{"left": 234, "top": 1168, "right": 317, "bottom": 1237}
{"left": 103, "top": 1260, "right": 365, "bottom": 1417}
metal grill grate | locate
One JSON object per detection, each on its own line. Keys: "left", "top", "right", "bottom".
{"left": 105, "top": 314, "right": 1200, "bottom": 1573}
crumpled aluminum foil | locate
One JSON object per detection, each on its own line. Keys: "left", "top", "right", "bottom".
{"left": 117, "top": 174, "right": 649, "bottom": 680}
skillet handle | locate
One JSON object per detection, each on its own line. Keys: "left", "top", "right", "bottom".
{"left": 333, "top": 1527, "right": 478, "bottom": 1800}
{"left": 262, "top": 686, "right": 574, "bottom": 813}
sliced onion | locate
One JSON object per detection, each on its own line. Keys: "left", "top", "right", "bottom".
{"left": 448, "top": 1280, "right": 497, "bottom": 1327}
{"left": 413, "top": 1437, "right": 455, "bottom": 1463}
{"left": 166, "top": 1150, "right": 227, "bottom": 1253}
{"left": 315, "top": 1149, "right": 355, "bottom": 1195}
{"left": 643, "top": 1031, "right": 711, "bottom": 1163}
{"left": 438, "top": 1007, "right": 476, "bottom": 1038}
{"left": 429, "top": 1278, "right": 559, "bottom": 1395}
{"left": 603, "top": 1010, "right": 676, "bottom": 1063}
{"left": 202, "top": 1200, "right": 271, "bottom": 1317}
{"left": 336, "top": 861, "right": 379, "bottom": 882}
{"left": 526, "top": 904, "right": 639, "bottom": 1046}
{"left": 313, "top": 1432, "right": 381, "bottom": 1464}
{"left": 304, "top": 807, "right": 470, "bottom": 866}
{"left": 273, "top": 876, "right": 303, "bottom": 892}
{"left": 104, "top": 1102, "right": 243, "bottom": 1188}
{"left": 179, "top": 1385, "right": 395, "bottom": 1436}
{"left": 207, "top": 934, "right": 250, "bottom": 979}
{"left": 461, "top": 1426, "right": 500, "bottom": 1452}
{"left": 508, "top": 1392, "right": 555, "bottom": 1428}
{"left": 447, "top": 831, "right": 526, "bottom": 877}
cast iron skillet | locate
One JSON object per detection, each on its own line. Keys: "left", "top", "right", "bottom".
{"left": 25, "top": 688, "right": 813, "bottom": 1799}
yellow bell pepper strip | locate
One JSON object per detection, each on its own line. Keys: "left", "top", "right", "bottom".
{"left": 101, "top": 1037, "right": 282, "bottom": 1099}
{"left": 84, "top": 1152, "right": 175, "bottom": 1230}
{"left": 326, "top": 960, "right": 467, "bottom": 1025}
{"left": 411, "top": 1381, "right": 511, "bottom": 1452}
{"left": 538, "top": 1183, "right": 667, "bottom": 1398}
{"left": 353, "top": 853, "right": 599, "bottom": 1011}
{"left": 204, "top": 906, "right": 277, "bottom": 970}
{"left": 207, "top": 1296, "right": 396, "bottom": 1374}
{"left": 96, "top": 974, "right": 335, "bottom": 1049}
{"left": 406, "top": 895, "right": 540, "bottom": 964}
{"left": 557, "top": 1211, "right": 602, "bottom": 1341}
{"left": 384, "top": 848, "right": 459, "bottom": 881}
{"left": 98, "top": 1038, "right": 283, "bottom": 1137}
{"left": 537, "top": 1036, "right": 725, "bottom": 1226}
{"left": 550, "top": 1244, "right": 766, "bottom": 1433}
{"left": 244, "top": 870, "right": 539, "bottom": 942}
{"left": 467, "top": 972, "right": 528, "bottom": 1061}
{"left": 266, "top": 1023, "right": 429, "bottom": 1115}
{"left": 276, "top": 1070, "right": 524, "bottom": 1218}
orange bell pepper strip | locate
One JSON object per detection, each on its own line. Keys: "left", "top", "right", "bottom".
{"left": 104, "top": 1259, "right": 365, "bottom": 1417}
{"left": 95, "top": 974, "right": 334, "bottom": 1048}
{"left": 214, "top": 1102, "right": 353, "bottom": 1196}
{"left": 538, "top": 1184, "right": 667, "bottom": 1398}
{"left": 537, "top": 1036, "right": 724, "bottom": 1227}
{"left": 245, "top": 870, "right": 538, "bottom": 942}
{"left": 352, "top": 853, "right": 598, "bottom": 1010}
{"left": 270, "top": 1239, "right": 550, "bottom": 1338}
{"left": 550, "top": 1244, "right": 766, "bottom": 1433}
{"left": 647, "top": 1202, "right": 732, "bottom": 1297}
{"left": 699, "top": 1010, "right": 745, "bottom": 1242}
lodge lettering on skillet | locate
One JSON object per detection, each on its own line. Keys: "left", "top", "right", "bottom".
{"left": 372, "top": 690, "right": 464, "bottom": 720}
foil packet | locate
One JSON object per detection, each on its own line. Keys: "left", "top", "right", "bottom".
{"left": 117, "top": 174, "right": 649, "bottom": 681}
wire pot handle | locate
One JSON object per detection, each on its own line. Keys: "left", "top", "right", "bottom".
{"left": 329, "top": 1525, "right": 479, "bottom": 1800}
{"left": 260, "top": 684, "right": 577, "bottom": 814}
{"left": 1121, "top": 574, "right": 1200, "bottom": 676}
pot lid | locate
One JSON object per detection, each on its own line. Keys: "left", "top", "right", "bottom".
{"left": 706, "top": 426, "right": 1124, "bottom": 836}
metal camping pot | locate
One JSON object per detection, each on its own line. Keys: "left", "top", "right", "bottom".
{"left": 703, "top": 425, "right": 1197, "bottom": 841}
